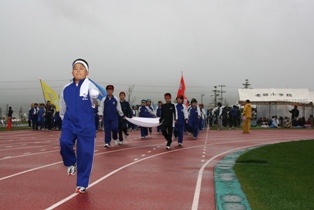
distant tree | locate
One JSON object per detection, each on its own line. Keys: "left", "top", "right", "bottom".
{"left": 126, "top": 84, "right": 136, "bottom": 105}
{"left": 242, "top": 79, "right": 251, "bottom": 89}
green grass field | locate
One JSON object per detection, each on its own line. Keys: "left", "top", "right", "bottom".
{"left": 234, "top": 140, "right": 314, "bottom": 210}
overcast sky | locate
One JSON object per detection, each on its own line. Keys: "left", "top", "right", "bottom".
{"left": 1, "top": 0, "right": 314, "bottom": 112}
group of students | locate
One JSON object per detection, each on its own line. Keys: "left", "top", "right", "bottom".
{"left": 59, "top": 58, "right": 253, "bottom": 194}
{"left": 28, "top": 101, "right": 60, "bottom": 131}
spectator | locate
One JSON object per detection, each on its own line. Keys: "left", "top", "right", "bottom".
{"left": 283, "top": 117, "right": 291, "bottom": 128}
{"left": 8, "top": 107, "right": 13, "bottom": 118}
{"left": 270, "top": 116, "right": 280, "bottom": 128}
{"left": 305, "top": 117, "right": 313, "bottom": 128}
{"left": 289, "top": 106, "right": 299, "bottom": 120}
{"left": 292, "top": 117, "right": 299, "bottom": 127}
{"left": 298, "top": 117, "right": 306, "bottom": 128}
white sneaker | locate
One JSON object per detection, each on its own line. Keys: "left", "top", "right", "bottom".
{"left": 104, "top": 143, "right": 110, "bottom": 148}
{"left": 119, "top": 141, "right": 123, "bottom": 145}
{"left": 75, "top": 186, "right": 86, "bottom": 194}
{"left": 67, "top": 164, "right": 76, "bottom": 176}
{"left": 178, "top": 143, "right": 182, "bottom": 146}
{"left": 166, "top": 146, "right": 170, "bottom": 150}
{"left": 114, "top": 140, "right": 118, "bottom": 145}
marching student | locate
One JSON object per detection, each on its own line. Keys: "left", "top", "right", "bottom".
{"left": 118, "top": 91, "right": 133, "bottom": 144}
{"left": 174, "top": 95, "right": 188, "bottom": 146}
{"left": 146, "top": 99, "right": 154, "bottom": 135}
{"left": 138, "top": 99, "right": 155, "bottom": 139}
{"left": 59, "top": 58, "right": 99, "bottom": 194}
{"left": 28, "top": 103, "right": 33, "bottom": 127}
{"left": 131, "top": 106, "right": 138, "bottom": 131}
{"left": 45, "top": 101, "right": 54, "bottom": 131}
{"left": 32, "top": 103, "right": 39, "bottom": 130}
{"left": 37, "top": 103, "right": 45, "bottom": 130}
{"left": 98, "top": 85, "right": 125, "bottom": 147}
{"left": 155, "top": 101, "right": 163, "bottom": 134}
{"left": 159, "top": 93, "right": 177, "bottom": 149}
{"left": 188, "top": 98, "right": 201, "bottom": 139}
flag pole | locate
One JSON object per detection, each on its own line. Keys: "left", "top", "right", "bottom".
{"left": 39, "top": 79, "right": 47, "bottom": 104}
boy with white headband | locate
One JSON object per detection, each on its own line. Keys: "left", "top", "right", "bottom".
{"left": 59, "top": 58, "right": 99, "bottom": 194}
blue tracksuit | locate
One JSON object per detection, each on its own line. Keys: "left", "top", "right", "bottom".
{"left": 59, "top": 78, "right": 98, "bottom": 188}
{"left": 139, "top": 106, "right": 154, "bottom": 138}
{"left": 174, "top": 103, "right": 188, "bottom": 143}
{"left": 188, "top": 106, "right": 201, "bottom": 138}
{"left": 98, "top": 96, "right": 124, "bottom": 145}
{"left": 37, "top": 107, "right": 45, "bottom": 130}
{"left": 156, "top": 106, "right": 162, "bottom": 133}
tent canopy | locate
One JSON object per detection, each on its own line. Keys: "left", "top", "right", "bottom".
{"left": 238, "top": 89, "right": 313, "bottom": 106}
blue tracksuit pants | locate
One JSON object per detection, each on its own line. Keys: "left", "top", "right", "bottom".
{"left": 60, "top": 129, "right": 95, "bottom": 188}
{"left": 141, "top": 127, "right": 148, "bottom": 137}
{"left": 175, "top": 124, "right": 185, "bottom": 143}
{"left": 104, "top": 119, "right": 118, "bottom": 144}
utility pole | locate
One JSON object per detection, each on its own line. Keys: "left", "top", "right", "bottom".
{"left": 211, "top": 86, "right": 220, "bottom": 107}
{"left": 242, "top": 79, "right": 251, "bottom": 89}
{"left": 218, "top": 85, "right": 226, "bottom": 103}
{"left": 201, "top": 94, "right": 205, "bottom": 104}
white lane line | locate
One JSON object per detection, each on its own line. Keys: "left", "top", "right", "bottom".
{"left": 141, "top": 154, "right": 146, "bottom": 157}
{"left": 0, "top": 143, "right": 164, "bottom": 181}
{"left": 40, "top": 149, "right": 47, "bottom": 152}
{"left": 191, "top": 144, "right": 261, "bottom": 210}
{"left": 46, "top": 147, "right": 198, "bottom": 210}
{"left": 0, "top": 161, "right": 62, "bottom": 181}
{"left": 0, "top": 150, "right": 59, "bottom": 161}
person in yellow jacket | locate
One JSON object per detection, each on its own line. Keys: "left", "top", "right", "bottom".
{"left": 242, "top": 99, "right": 252, "bottom": 133}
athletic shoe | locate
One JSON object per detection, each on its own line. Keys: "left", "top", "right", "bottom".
{"left": 178, "top": 143, "right": 182, "bottom": 146}
{"left": 119, "top": 141, "right": 123, "bottom": 145}
{"left": 166, "top": 146, "right": 170, "bottom": 149}
{"left": 141, "top": 136, "right": 145, "bottom": 139}
{"left": 114, "top": 140, "right": 118, "bottom": 145}
{"left": 104, "top": 143, "right": 110, "bottom": 148}
{"left": 67, "top": 164, "right": 76, "bottom": 176}
{"left": 75, "top": 186, "right": 86, "bottom": 194}
{"left": 193, "top": 137, "right": 197, "bottom": 139}
{"left": 125, "top": 133, "right": 129, "bottom": 139}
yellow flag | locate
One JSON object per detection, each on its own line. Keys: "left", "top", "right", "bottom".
{"left": 40, "top": 79, "right": 60, "bottom": 111}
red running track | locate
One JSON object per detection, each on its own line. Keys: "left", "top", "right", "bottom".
{"left": 0, "top": 128, "right": 313, "bottom": 210}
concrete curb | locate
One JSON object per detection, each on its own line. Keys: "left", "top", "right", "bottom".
{"left": 214, "top": 147, "right": 259, "bottom": 210}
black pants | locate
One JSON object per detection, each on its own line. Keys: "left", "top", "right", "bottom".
{"left": 162, "top": 124, "right": 173, "bottom": 147}
{"left": 32, "top": 117, "right": 38, "bottom": 130}
{"left": 118, "top": 120, "right": 128, "bottom": 141}
{"left": 232, "top": 116, "right": 238, "bottom": 127}
{"left": 45, "top": 116, "right": 52, "bottom": 130}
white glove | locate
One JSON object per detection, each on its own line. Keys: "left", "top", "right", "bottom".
{"left": 90, "top": 89, "right": 99, "bottom": 99}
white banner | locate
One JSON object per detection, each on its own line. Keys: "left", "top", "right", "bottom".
{"left": 126, "top": 117, "right": 161, "bottom": 127}
{"left": 238, "top": 88, "right": 313, "bottom": 105}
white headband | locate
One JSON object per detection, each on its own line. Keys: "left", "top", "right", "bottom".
{"left": 73, "top": 61, "right": 89, "bottom": 71}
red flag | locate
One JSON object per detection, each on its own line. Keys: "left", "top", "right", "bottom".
{"left": 177, "top": 74, "right": 188, "bottom": 107}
